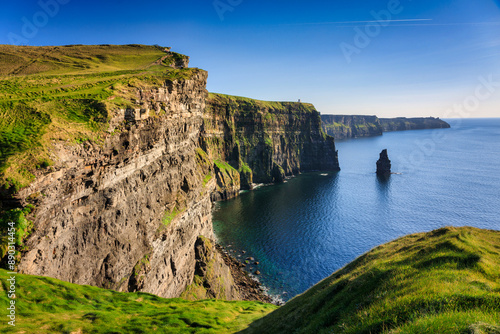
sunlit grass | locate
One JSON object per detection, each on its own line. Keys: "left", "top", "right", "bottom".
{"left": 0, "top": 269, "right": 277, "bottom": 333}
{"left": 0, "top": 44, "right": 199, "bottom": 190}
{"left": 243, "top": 226, "right": 500, "bottom": 334}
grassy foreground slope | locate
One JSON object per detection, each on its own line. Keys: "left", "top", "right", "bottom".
{"left": 0, "top": 269, "right": 276, "bottom": 334}
{"left": 243, "top": 227, "right": 500, "bottom": 334}
{"left": 0, "top": 44, "right": 197, "bottom": 191}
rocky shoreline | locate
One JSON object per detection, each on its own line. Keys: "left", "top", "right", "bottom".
{"left": 215, "top": 244, "right": 279, "bottom": 305}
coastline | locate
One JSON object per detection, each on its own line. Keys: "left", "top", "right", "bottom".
{"left": 215, "top": 244, "right": 282, "bottom": 305}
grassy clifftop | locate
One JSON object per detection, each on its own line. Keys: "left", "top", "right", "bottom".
{"left": 0, "top": 269, "right": 276, "bottom": 334}
{"left": 207, "top": 93, "right": 317, "bottom": 115}
{"left": 243, "top": 227, "right": 500, "bottom": 334}
{"left": 1, "top": 227, "right": 498, "bottom": 333}
{"left": 0, "top": 44, "right": 175, "bottom": 76}
{"left": 0, "top": 44, "right": 197, "bottom": 191}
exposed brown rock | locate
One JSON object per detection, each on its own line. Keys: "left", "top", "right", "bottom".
{"left": 3, "top": 55, "right": 342, "bottom": 303}
{"left": 180, "top": 236, "right": 240, "bottom": 300}
{"left": 15, "top": 70, "right": 223, "bottom": 298}
{"left": 321, "top": 115, "right": 382, "bottom": 139}
{"left": 216, "top": 244, "right": 274, "bottom": 304}
{"left": 201, "top": 94, "right": 340, "bottom": 198}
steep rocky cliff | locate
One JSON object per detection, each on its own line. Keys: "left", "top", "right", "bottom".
{"left": 0, "top": 45, "right": 240, "bottom": 300}
{"left": 0, "top": 45, "right": 340, "bottom": 302}
{"left": 380, "top": 117, "right": 451, "bottom": 132}
{"left": 321, "top": 115, "right": 383, "bottom": 139}
{"left": 321, "top": 115, "right": 450, "bottom": 140}
{"left": 12, "top": 70, "right": 241, "bottom": 299}
{"left": 202, "top": 94, "right": 340, "bottom": 200}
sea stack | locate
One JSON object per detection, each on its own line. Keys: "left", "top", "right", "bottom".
{"left": 376, "top": 149, "right": 391, "bottom": 176}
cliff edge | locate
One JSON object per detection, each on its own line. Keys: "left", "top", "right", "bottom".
{"left": 321, "top": 115, "right": 450, "bottom": 140}
{"left": 203, "top": 93, "right": 339, "bottom": 200}
{"left": 0, "top": 45, "right": 339, "bottom": 302}
{"left": 0, "top": 45, "right": 237, "bottom": 300}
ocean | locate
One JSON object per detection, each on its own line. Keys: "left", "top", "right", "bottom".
{"left": 213, "top": 118, "right": 500, "bottom": 302}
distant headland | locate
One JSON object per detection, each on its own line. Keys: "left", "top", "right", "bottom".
{"left": 321, "top": 115, "right": 450, "bottom": 140}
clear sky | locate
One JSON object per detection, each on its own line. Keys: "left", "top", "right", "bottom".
{"left": 1, "top": 0, "right": 500, "bottom": 117}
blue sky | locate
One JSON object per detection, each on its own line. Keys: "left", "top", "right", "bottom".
{"left": 1, "top": 0, "right": 500, "bottom": 117}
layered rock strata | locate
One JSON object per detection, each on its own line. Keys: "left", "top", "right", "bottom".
{"left": 2, "top": 55, "right": 341, "bottom": 302}
{"left": 12, "top": 70, "right": 239, "bottom": 299}
{"left": 202, "top": 94, "right": 340, "bottom": 199}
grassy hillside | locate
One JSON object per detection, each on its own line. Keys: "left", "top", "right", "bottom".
{"left": 0, "top": 44, "right": 169, "bottom": 76}
{"left": 0, "top": 227, "right": 498, "bottom": 333}
{"left": 0, "top": 44, "right": 197, "bottom": 191}
{"left": 243, "top": 227, "right": 500, "bottom": 334}
{"left": 0, "top": 269, "right": 276, "bottom": 333}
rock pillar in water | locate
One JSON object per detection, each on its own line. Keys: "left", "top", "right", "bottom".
{"left": 376, "top": 149, "right": 391, "bottom": 176}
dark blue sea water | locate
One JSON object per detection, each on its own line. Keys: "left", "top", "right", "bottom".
{"left": 213, "top": 118, "right": 500, "bottom": 302}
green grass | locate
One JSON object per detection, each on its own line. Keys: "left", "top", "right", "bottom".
{"left": 0, "top": 205, "right": 34, "bottom": 259}
{"left": 243, "top": 227, "right": 500, "bottom": 334}
{"left": 0, "top": 44, "right": 198, "bottom": 190}
{"left": 133, "top": 254, "right": 150, "bottom": 277}
{"left": 203, "top": 172, "right": 213, "bottom": 187}
{"left": 324, "top": 122, "right": 350, "bottom": 129}
{"left": 1, "top": 227, "right": 498, "bottom": 333}
{"left": 0, "top": 44, "right": 170, "bottom": 76}
{"left": 207, "top": 93, "right": 317, "bottom": 115}
{"left": 196, "top": 148, "right": 213, "bottom": 188}
{"left": 162, "top": 207, "right": 183, "bottom": 227}
{"left": 214, "top": 159, "right": 240, "bottom": 188}
{"left": 214, "top": 159, "right": 239, "bottom": 175}
{"left": 0, "top": 269, "right": 277, "bottom": 333}
{"left": 238, "top": 161, "right": 252, "bottom": 175}
{"left": 180, "top": 236, "right": 229, "bottom": 301}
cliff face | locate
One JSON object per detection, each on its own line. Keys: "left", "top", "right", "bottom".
{"left": 321, "top": 115, "right": 383, "bottom": 139}
{"left": 202, "top": 94, "right": 340, "bottom": 199}
{"left": 1, "top": 45, "right": 342, "bottom": 303}
{"left": 321, "top": 115, "right": 450, "bottom": 140}
{"left": 12, "top": 70, "right": 238, "bottom": 299}
{"left": 380, "top": 117, "right": 451, "bottom": 132}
